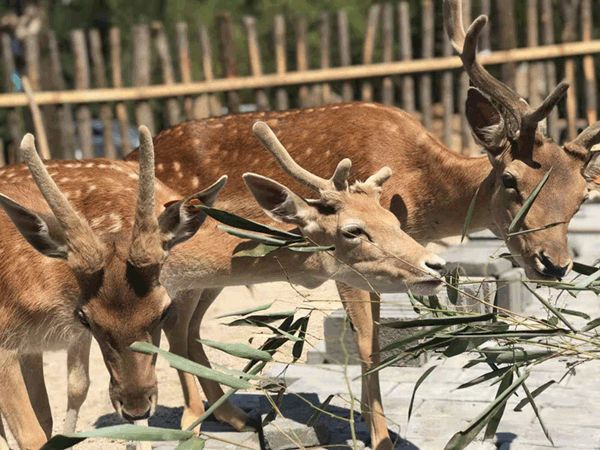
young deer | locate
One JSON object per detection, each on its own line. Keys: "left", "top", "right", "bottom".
{"left": 0, "top": 127, "right": 227, "bottom": 449}
{"left": 122, "top": 4, "right": 600, "bottom": 447}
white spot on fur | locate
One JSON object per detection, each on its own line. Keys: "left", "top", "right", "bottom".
{"left": 191, "top": 177, "right": 199, "bottom": 188}
{"left": 173, "top": 162, "right": 181, "bottom": 171}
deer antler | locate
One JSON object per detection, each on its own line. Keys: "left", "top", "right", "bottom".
{"left": 19, "top": 134, "right": 105, "bottom": 273}
{"left": 252, "top": 121, "right": 352, "bottom": 192}
{"left": 128, "top": 126, "right": 164, "bottom": 267}
{"left": 443, "top": 0, "right": 568, "bottom": 138}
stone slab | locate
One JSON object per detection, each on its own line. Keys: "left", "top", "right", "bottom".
{"left": 262, "top": 416, "right": 329, "bottom": 450}
{"left": 494, "top": 268, "right": 533, "bottom": 313}
{"left": 441, "top": 243, "right": 512, "bottom": 277}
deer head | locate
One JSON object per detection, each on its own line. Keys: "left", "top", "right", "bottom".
{"left": 0, "top": 127, "right": 227, "bottom": 421}
{"left": 243, "top": 122, "right": 446, "bottom": 294}
{"left": 444, "top": 0, "right": 600, "bottom": 280}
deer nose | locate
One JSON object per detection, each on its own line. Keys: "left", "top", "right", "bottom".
{"left": 537, "top": 252, "right": 571, "bottom": 279}
{"left": 121, "top": 398, "right": 153, "bottom": 422}
{"left": 423, "top": 255, "right": 446, "bottom": 275}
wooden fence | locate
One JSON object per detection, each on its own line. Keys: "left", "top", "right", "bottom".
{"left": 0, "top": 0, "right": 598, "bottom": 164}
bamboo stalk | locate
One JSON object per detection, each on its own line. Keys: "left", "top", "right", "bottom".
{"left": 176, "top": 22, "right": 194, "bottom": 119}
{"left": 420, "top": 0, "right": 434, "bottom": 130}
{"left": 198, "top": 23, "right": 221, "bottom": 117}
{"left": 337, "top": 10, "right": 353, "bottom": 102}
{"left": 217, "top": 13, "right": 240, "bottom": 113}
{"left": 398, "top": 1, "right": 415, "bottom": 112}
{"left": 562, "top": 0, "right": 580, "bottom": 140}
{"left": 319, "top": 12, "right": 332, "bottom": 104}
{"left": 274, "top": 14, "right": 289, "bottom": 110}
{"left": 71, "top": 29, "right": 94, "bottom": 158}
{"left": 22, "top": 76, "right": 50, "bottom": 159}
{"left": 361, "top": 4, "right": 381, "bottom": 101}
{"left": 459, "top": 0, "right": 473, "bottom": 154}
{"left": 295, "top": 17, "right": 310, "bottom": 107}
{"left": 243, "top": 16, "right": 269, "bottom": 111}
{"left": 540, "top": 0, "right": 559, "bottom": 141}
{"left": 153, "top": 21, "right": 181, "bottom": 125}
{"left": 381, "top": 3, "right": 394, "bottom": 105}
{"left": 581, "top": 0, "right": 597, "bottom": 124}
{"left": 109, "top": 27, "right": 131, "bottom": 154}
{"left": 132, "top": 24, "right": 155, "bottom": 134}
{"left": 1, "top": 33, "right": 23, "bottom": 163}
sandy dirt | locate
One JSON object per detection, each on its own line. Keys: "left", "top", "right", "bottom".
{"left": 3, "top": 281, "right": 340, "bottom": 449}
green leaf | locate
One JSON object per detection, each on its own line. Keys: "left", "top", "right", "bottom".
{"left": 130, "top": 342, "right": 252, "bottom": 389}
{"left": 198, "top": 339, "right": 273, "bottom": 361}
{"left": 475, "top": 349, "right": 554, "bottom": 365}
{"left": 484, "top": 369, "right": 514, "bottom": 439}
{"left": 215, "top": 302, "right": 274, "bottom": 319}
{"left": 582, "top": 317, "right": 600, "bottom": 332}
{"left": 461, "top": 185, "right": 480, "bottom": 243}
{"left": 380, "top": 325, "right": 450, "bottom": 353}
{"left": 443, "top": 328, "right": 566, "bottom": 339}
{"left": 506, "top": 221, "right": 565, "bottom": 237}
{"left": 233, "top": 243, "right": 281, "bottom": 258}
{"left": 382, "top": 313, "right": 495, "bottom": 329}
{"left": 457, "top": 366, "right": 512, "bottom": 390}
{"left": 408, "top": 365, "right": 437, "bottom": 424}
{"left": 520, "top": 380, "right": 554, "bottom": 445}
{"left": 42, "top": 425, "right": 193, "bottom": 450}
{"left": 514, "top": 380, "right": 555, "bottom": 412}
{"left": 219, "top": 225, "right": 292, "bottom": 246}
{"left": 225, "top": 311, "right": 295, "bottom": 326}
{"left": 444, "top": 370, "right": 529, "bottom": 450}
{"left": 508, "top": 167, "right": 552, "bottom": 233}
{"left": 287, "top": 244, "right": 335, "bottom": 253}
{"left": 575, "top": 267, "right": 600, "bottom": 289}
{"left": 556, "top": 308, "right": 590, "bottom": 320}
{"left": 572, "top": 261, "right": 599, "bottom": 276}
{"left": 445, "top": 267, "right": 462, "bottom": 305}
{"left": 176, "top": 437, "right": 207, "bottom": 450}
{"left": 292, "top": 315, "right": 310, "bottom": 362}
{"left": 523, "top": 282, "right": 576, "bottom": 332}
{"left": 197, "top": 205, "right": 301, "bottom": 239}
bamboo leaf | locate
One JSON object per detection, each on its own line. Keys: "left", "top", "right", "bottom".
{"left": 514, "top": 380, "right": 555, "bottom": 412}
{"left": 233, "top": 243, "right": 281, "bottom": 258}
{"left": 382, "top": 313, "right": 495, "bottom": 329}
{"left": 506, "top": 221, "right": 565, "bottom": 237}
{"left": 572, "top": 261, "right": 599, "bottom": 276}
{"left": 287, "top": 244, "right": 335, "bottom": 253}
{"left": 380, "top": 325, "right": 450, "bottom": 353}
{"left": 292, "top": 315, "right": 310, "bottom": 361}
{"left": 575, "top": 268, "right": 600, "bottom": 289}
{"left": 457, "top": 366, "right": 512, "bottom": 390}
{"left": 176, "top": 437, "right": 207, "bottom": 450}
{"left": 445, "top": 267, "right": 461, "bottom": 305}
{"left": 582, "top": 317, "right": 600, "bottom": 332}
{"left": 219, "top": 225, "right": 292, "bottom": 246}
{"left": 225, "top": 311, "right": 295, "bottom": 326}
{"left": 130, "top": 342, "right": 252, "bottom": 389}
{"left": 523, "top": 282, "right": 576, "bottom": 332}
{"left": 42, "top": 425, "right": 193, "bottom": 449}
{"left": 197, "top": 205, "right": 301, "bottom": 239}
{"left": 508, "top": 168, "right": 553, "bottom": 233}
{"left": 484, "top": 369, "right": 514, "bottom": 440}
{"left": 198, "top": 339, "right": 273, "bottom": 361}
{"left": 461, "top": 185, "right": 480, "bottom": 243}
{"left": 408, "top": 365, "right": 437, "bottom": 424}
{"left": 475, "top": 349, "right": 555, "bottom": 365}
{"left": 556, "top": 308, "right": 590, "bottom": 320}
{"left": 520, "top": 381, "right": 554, "bottom": 445}
{"left": 444, "top": 370, "right": 529, "bottom": 450}
{"left": 216, "top": 302, "right": 274, "bottom": 319}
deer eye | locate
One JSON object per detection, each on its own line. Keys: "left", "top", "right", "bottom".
{"left": 76, "top": 308, "right": 90, "bottom": 328}
{"left": 341, "top": 225, "right": 368, "bottom": 241}
{"left": 501, "top": 172, "right": 518, "bottom": 190}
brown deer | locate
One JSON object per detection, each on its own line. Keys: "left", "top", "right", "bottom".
{"left": 0, "top": 127, "right": 228, "bottom": 449}
{"left": 122, "top": 3, "right": 600, "bottom": 448}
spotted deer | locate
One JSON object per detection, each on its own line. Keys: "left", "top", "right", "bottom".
{"left": 0, "top": 127, "right": 228, "bottom": 449}
{"left": 119, "top": 4, "right": 600, "bottom": 449}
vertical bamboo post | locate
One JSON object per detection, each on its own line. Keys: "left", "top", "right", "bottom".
{"left": 71, "top": 29, "right": 94, "bottom": 158}
{"left": 381, "top": 3, "right": 394, "bottom": 105}
{"left": 540, "top": 0, "right": 559, "bottom": 141}
{"left": 526, "top": 0, "right": 542, "bottom": 106}
{"left": 562, "top": 0, "right": 580, "bottom": 140}
{"left": 420, "top": 0, "right": 434, "bottom": 130}
{"left": 581, "top": 0, "right": 597, "bottom": 124}
{"left": 198, "top": 23, "right": 222, "bottom": 117}
{"left": 243, "top": 16, "right": 270, "bottom": 111}
{"left": 398, "top": 1, "right": 415, "bottom": 112}
{"left": 217, "top": 13, "right": 240, "bottom": 114}
{"left": 176, "top": 22, "right": 194, "bottom": 119}
{"left": 109, "top": 27, "right": 131, "bottom": 154}
{"left": 337, "top": 10, "right": 353, "bottom": 102}
{"left": 0, "top": 140, "right": 5, "bottom": 167}
{"left": 1, "top": 33, "right": 23, "bottom": 163}
{"left": 295, "top": 17, "right": 310, "bottom": 107}
{"left": 479, "top": 0, "right": 491, "bottom": 51}
{"left": 441, "top": 37, "right": 454, "bottom": 147}
{"left": 48, "top": 30, "right": 76, "bottom": 159}
{"left": 274, "top": 14, "right": 289, "bottom": 110}
{"left": 22, "top": 76, "right": 50, "bottom": 159}
{"left": 459, "top": 0, "right": 473, "bottom": 154}
{"left": 153, "top": 22, "right": 181, "bottom": 125}
{"left": 495, "top": 0, "right": 517, "bottom": 89}
{"left": 319, "top": 12, "right": 332, "bottom": 104}
{"left": 362, "top": 4, "right": 380, "bottom": 102}
{"left": 89, "top": 29, "right": 116, "bottom": 159}
{"left": 132, "top": 24, "right": 155, "bottom": 134}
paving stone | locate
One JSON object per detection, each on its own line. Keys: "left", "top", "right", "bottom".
{"left": 494, "top": 268, "right": 533, "bottom": 313}
{"left": 441, "top": 243, "right": 512, "bottom": 277}
{"left": 262, "top": 416, "right": 329, "bottom": 450}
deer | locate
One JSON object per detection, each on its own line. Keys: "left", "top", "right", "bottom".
{"left": 119, "top": 2, "right": 600, "bottom": 447}
{"left": 0, "top": 127, "right": 229, "bottom": 449}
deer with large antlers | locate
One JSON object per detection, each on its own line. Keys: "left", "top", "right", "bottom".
{"left": 0, "top": 127, "right": 228, "bottom": 449}
{"left": 119, "top": 2, "right": 600, "bottom": 447}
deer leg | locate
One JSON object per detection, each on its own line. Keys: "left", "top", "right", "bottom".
{"left": 20, "top": 353, "right": 53, "bottom": 438}
{"left": 0, "top": 416, "right": 9, "bottom": 450}
{"left": 64, "top": 333, "right": 92, "bottom": 433}
{"left": 187, "top": 288, "right": 249, "bottom": 431}
{"left": 163, "top": 289, "right": 206, "bottom": 434}
{"left": 0, "top": 350, "right": 47, "bottom": 450}
{"left": 337, "top": 283, "right": 392, "bottom": 450}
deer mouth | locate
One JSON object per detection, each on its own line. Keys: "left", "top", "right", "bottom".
{"left": 409, "top": 278, "right": 444, "bottom": 295}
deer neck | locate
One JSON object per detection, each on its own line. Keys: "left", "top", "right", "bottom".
{"left": 390, "top": 142, "right": 497, "bottom": 243}
{"left": 162, "top": 224, "right": 329, "bottom": 294}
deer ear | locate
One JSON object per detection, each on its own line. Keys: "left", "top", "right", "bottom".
{"left": 466, "top": 88, "right": 506, "bottom": 154}
{"left": 0, "top": 194, "right": 68, "bottom": 259}
{"left": 158, "top": 175, "right": 228, "bottom": 250}
{"left": 243, "top": 173, "right": 315, "bottom": 227}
